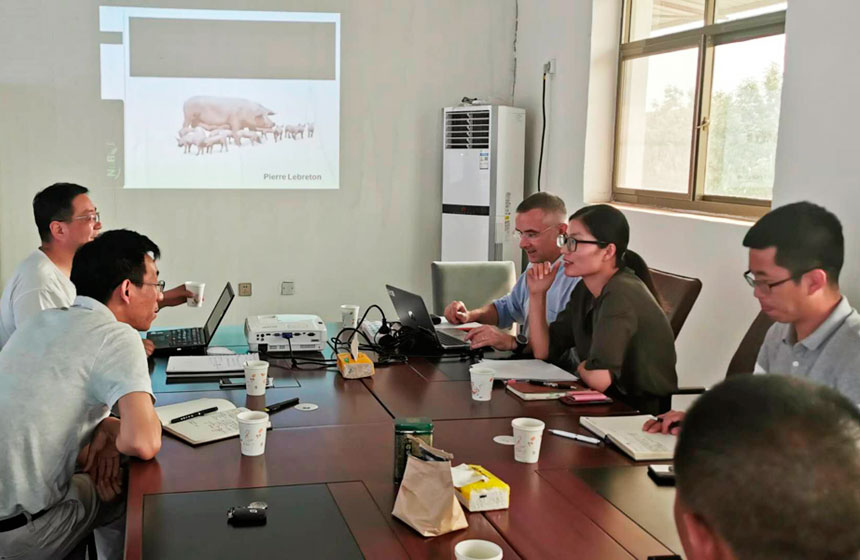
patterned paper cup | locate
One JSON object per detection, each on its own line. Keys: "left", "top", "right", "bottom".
{"left": 243, "top": 360, "right": 269, "bottom": 396}
{"left": 511, "top": 417, "right": 545, "bottom": 463}
{"left": 185, "top": 281, "right": 205, "bottom": 307}
{"left": 237, "top": 411, "right": 269, "bottom": 456}
{"left": 469, "top": 368, "right": 495, "bottom": 401}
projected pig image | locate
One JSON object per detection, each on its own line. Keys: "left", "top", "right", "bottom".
{"left": 182, "top": 96, "right": 275, "bottom": 144}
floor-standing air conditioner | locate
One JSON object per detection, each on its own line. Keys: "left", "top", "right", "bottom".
{"left": 441, "top": 105, "right": 525, "bottom": 268}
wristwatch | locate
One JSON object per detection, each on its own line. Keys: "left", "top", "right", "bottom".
{"left": 513, "top": 333, "right": 528, "bottom": 354}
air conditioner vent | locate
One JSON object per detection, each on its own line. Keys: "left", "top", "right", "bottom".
{"left": 444, "top": 109, "right": 490, "bottom": 149}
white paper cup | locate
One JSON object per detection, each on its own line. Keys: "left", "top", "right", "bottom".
{"left": 470, "top": 368, "right": 494, "bottom": 401}
{"left": 455, "top": 539, "right": 503, "bottom": 560}
{"left": 512, "top": 417, "right": 545, "bottom": 464}
{"left": 243, "top": 360, "right": 269, "bottom": 397}
{"left": 185, "top": 281, "right": 205, "bottom": 307}
{"left": 340, "top": 304, "right": 360, "bottom": 329}
{"left": 237, "top": 411, "right": 269, "bottom": 456}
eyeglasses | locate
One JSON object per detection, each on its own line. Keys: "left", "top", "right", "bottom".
{"left": 743, "top": 270, "right": 807, "bottom": 293}
{"left": 556, "top": 234, "right": 607, "bottom": 252}
{"left": 513, "top": 225, "right": 555, "bottom": 241}
{"left": 68, "top": 212, "right": 100, "bottom": 224}
{"left": 137, "top": 280, "right": 165, "bottom": 293}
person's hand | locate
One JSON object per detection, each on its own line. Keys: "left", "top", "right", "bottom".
{"left": 82, "top": 418, "right": 123, "bottom": 502}
{"left": 465, "top": 325, "right": 516, "bottom": 351}
{"left": 444, "top": 300, "right": 470, "bottom": 325}
{"left": 142, "top": 338, "right": 155, "bottom": 357}
{"left": 526, "top": 261, "right": 560, "bottom": 296}
{"left": 159, "top": 285, "right": 194, "bottom": 308}
{"left": 642, "top": 410, "right": 685, "bottom": 436}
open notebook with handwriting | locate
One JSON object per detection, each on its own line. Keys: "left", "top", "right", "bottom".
{"left": 155, "top": 398, "right": 270, "bottom": 446}
{"left": 580, "top": 415, "right": 676, "bottom": 461}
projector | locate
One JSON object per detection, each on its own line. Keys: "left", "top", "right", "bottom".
{"left": 245, "top": 314, "right": 327, "bottom": 352}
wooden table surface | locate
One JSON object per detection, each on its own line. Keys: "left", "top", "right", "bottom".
{"left": 127, "top": 325, "right": 681, "bottom": 559}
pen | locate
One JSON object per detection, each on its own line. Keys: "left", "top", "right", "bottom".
{"left": 548, "top": 429, "right": 601, "bottom": 445}
{"left": 263, "top": 397, "right": 300, "bottom": 414}
{"left": 170, "top": 406, "right": 218, "bottom": 424}
{"left": 526, "top": 380, "right": 577, "bottom": 388}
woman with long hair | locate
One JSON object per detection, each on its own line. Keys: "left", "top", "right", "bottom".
{"left": 527, "top": 204, "right": 678, "bottom": 414}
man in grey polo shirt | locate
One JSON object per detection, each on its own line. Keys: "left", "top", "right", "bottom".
{"left": 0, "top": 230, "right": 164, "bottom": 560}
{"left": 746, "top": 202, "right": 860, "bottom": 402}
{"left": 646, "top": 201, "right": 860, "bottom": 435}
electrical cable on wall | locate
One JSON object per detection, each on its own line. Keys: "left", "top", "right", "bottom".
{"left": 537, "top": 70, "right": 547, "bottom": 192}
{"left": 511, "top": 0, "right": 519, "bottom": 102}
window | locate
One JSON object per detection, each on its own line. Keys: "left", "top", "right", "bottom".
{"left": 613, "top": 0, "right": 786, "bottom": 218}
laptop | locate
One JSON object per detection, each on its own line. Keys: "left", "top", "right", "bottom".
{"left": 147, "top": 282, "right": 235, "bottom": 356}
{"left": 385, "top": 284, "right": 470, "bottom": 352}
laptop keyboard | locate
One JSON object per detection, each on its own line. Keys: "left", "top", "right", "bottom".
{"left": 437, "top": 329, "right": 469, "bottom": 347}
{"left": 165, "top": 328, "right": 204, "bottom": 347}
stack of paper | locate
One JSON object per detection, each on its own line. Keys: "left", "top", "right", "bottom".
{"left": 165, "top": 353, "right": 260, "bottom": 378}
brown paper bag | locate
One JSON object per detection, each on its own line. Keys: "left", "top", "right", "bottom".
{"left": 391, "top": 437, "right": 469, "bottom": 537}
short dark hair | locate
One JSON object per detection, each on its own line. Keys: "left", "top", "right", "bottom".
{"left": 32, "top": 183, "right": 90, "bottom": 243}
{"left": 743, "top": 201, "right": 844, "bottom": 285}
{"left": 516, "top": 192, "right": 566, "bottom": 219}
{"left": 71, "top": 229, "right": 161, "bottom": 304}
{"left": 675, "top": 375, "right": 860, "bottom": 560}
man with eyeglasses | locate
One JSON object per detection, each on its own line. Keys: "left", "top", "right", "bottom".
{"left": 443, "top": 192, "right": 580, "bottom": 352}
{"left": 645, "top": 201, "right": 860, "bottom": 435}
{"left": 0, "top": 183, "right": 190, "bottom": 352}
{"left": 0, "top": 230, "right": 164, "bottom": 559}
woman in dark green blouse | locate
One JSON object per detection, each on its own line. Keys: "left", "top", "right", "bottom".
{"left": 527, "top": 204, "right": 678, "bottom": 414}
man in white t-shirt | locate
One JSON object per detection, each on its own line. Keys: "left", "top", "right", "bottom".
{"left": 0, "top": 182, "right": 193, "bottom": 352}
{"left": 0, "top": 229, "right": 165, "bottom": 560}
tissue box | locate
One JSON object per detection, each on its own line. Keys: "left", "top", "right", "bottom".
{"left": 452, "top": 464, "right": 510, "bottom": 512}
{"left": 337, "top": 352, "right": 375, "bottom": 379}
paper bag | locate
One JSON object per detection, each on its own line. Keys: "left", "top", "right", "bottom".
{"left": 391, "top": 437, "right": 468, "bottom": 537}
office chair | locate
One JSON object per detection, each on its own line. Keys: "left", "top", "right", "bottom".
{"left": 671, "top": 310, "right": 776, "bottom": 409}
{"left": 650, "top": 268, "right": 703, "bottom": 340}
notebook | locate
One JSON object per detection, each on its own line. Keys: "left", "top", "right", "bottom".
{"left": 165, "top": 353, "right": 260, "bottom": 378}
{"left": 505, "top": 382, "right": 571, "bottom": 401}
{"left": 580, "top": 415, "right": 676, "bottom": 461}
{"left": 478, "top": 359, "right": 579, "bottom": 382}
{"left": 155, "top": 398, "right": 270, "bottom": 446}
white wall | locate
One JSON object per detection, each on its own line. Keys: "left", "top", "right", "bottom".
{"left": 0, "top": 0, "right": 516, "bottom": 327}
{"left": 772, "top": 0, "right": 860, "bottom": 305}
{"left": 513, "top": 0, "right": 593, "bottom": 204}
{"left": 512, "top": 0, "right": 753, "bottom": 387}
{"left": 513, "top": 0, "right": 860, "bottom": 388}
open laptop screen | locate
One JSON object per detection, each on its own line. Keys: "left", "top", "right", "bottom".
{"left": 203, "top": 283, "right": 235, "bottom": 342}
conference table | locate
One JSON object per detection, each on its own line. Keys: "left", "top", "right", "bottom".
{"left": 127, "top": 325, "right": 681, "bottom": 559}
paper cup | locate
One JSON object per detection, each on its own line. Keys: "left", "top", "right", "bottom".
{"left": 469, "top": 368, "right": 494, "bottom": 401}
{"left": 512, "top": 417, "right": 545, "bottom": 464}
{"left": 454, "top": 539, "right": 503, "bottom": 560}
{"left": 185, "top": 281, "right": 205, "bottom": 307}
{"left": 237, "top": 411, "right": 269, "bottom": 456}
{"left": 243, "top": 360, "right": 269, "bottom": 397}
{"left": 340, "top": 304, "right": 360, "bottom": 329}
